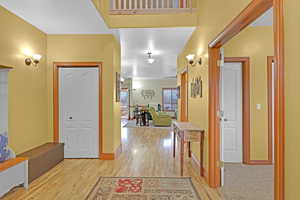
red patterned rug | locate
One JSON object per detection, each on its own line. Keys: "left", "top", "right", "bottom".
{"left": 86, "top": 177, "right": 201, "bottom": 200}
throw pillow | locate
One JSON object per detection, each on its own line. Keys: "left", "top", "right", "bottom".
{"left": 0, "top": 132, "right": 9, "bottom": 163}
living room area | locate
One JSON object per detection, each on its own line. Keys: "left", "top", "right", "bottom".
{"left": 121, "top": 77, "right": 178, "bottom": 129}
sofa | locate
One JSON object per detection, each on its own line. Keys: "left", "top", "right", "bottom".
{"left": 149, "top": 107, "right": 172, "bottom": 127}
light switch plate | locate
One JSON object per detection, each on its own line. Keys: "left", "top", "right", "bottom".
{"left": 256, "top": 104, "right": 261, "bottom": 110}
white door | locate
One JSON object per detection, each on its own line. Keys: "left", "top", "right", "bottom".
{"left": 59, "top": 67, "right": 99, "bottom": 158}
{"left": 220, "top": 62, "right": 243, "bottom": 163}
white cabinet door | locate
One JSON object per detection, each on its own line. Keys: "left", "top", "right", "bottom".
{"left": 220, "top": 62, "right": 243, "bottom": 163}
{"left": 59, "top": 68, "right": 99, "bottom": 158}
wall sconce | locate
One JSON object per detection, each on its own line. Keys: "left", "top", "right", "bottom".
{"left": 25, "top": 54, "right": 42, "bottom": 66}
{"left": 186, "top": 54, "right": 202, "bottom": 66}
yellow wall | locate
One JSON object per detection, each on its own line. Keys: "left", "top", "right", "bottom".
{"left": 0, "top": 6, "right": 50, "bottom": 154}
{"left": 224, "top": 26, "right": 274, "bottom": 160}
{"left": 284, "top": 0, "right": 300, "bottom": 199}
{"left": 92, "top": 0, "right": 198, "bottom": 28}
{"left": 0, "top": 6, "right": 122, "bottom": 156}
{"left": 112, "top": 38, "right": 122, "bottom": 151}
{"left": 177, "top": 0, "right": 253, "bottom": 170}
{"left": 47, "top": 35, "right": 121, "bottom": 154}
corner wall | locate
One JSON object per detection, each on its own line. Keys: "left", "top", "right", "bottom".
{"left": 0, "top": 6, "right": 50, "bottom": 154}
{"left": 224, "top": 26, "right": 274, "bottom": 161}
{"left": 284, "top": 1, "right": 300, "bottom": 199}
{"left": 47, "top": 35, "right": 121, "bottom": 154}
{"left": 177, "top": 0, "right": 254, "bottom": 171}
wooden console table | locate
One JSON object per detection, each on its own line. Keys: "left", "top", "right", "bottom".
{"left": 172, "top": 121, "right": 205, "bottom": 176}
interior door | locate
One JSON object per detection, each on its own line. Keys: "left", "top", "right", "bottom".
{"left": 59, "top": 67, "right": 99, "bottom": 158}
{"left": 220, "top": 62, "right": 243, "bottom": 163}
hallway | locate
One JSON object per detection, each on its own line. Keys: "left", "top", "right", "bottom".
{"left": 2, "top": 127, "right": 222, "bottom": 200}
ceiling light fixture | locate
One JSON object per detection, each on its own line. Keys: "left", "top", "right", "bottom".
{"left": 147, "top": 52, "right": 155, "bottom": 64}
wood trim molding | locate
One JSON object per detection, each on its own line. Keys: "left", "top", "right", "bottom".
{"left": 0, "top": 65, "right": 13, "bottom": 69}
{"left": 100, "top": 153, "right": 115, "bottom": 160}
{"left": 248, "top": 160, "right": 273, "bottom": 165}
{"left": 208, "top": 2, "right": 284, "bottom": 199}
{"left": 267, "top": 56, "right": 275, "bottom": 165}
{"left": 208, "top": 47, "right": 221, "bottom": 188}
{"left": 273, "top": 0, "right": 285, "bottom": 199}
{"left": 224, "top": 57, "right": 251, "bottom": 164}
{"left": 53, "top": 62, "right": 103, "bottom": 159}
{"left": 100, "top": 144, "right": 122, "bottom": 160}
{"left": 0, "top": 157, "right": 28, "bottom": 172}
{"left": 209, "top": 0, "right": 273, "bottom": 48}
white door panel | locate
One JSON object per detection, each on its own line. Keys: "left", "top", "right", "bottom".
{"left": 59, "top": 68, "right": 99, "bottom": 158}
{"left": 220, "top": 62, "right": 243, "bottom": 163}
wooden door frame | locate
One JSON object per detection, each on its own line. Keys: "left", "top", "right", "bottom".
{"left": 53, "top": 62, "right": 103, "bottom": 159}
{"left": 208, "top": 1, "right": 285, "bottom": 200}
{"left": 180, "top": 71, "right": 188, "bottom": 121}
{"left": 224, "top": 57, "right": 250, "bottom": 164}
{"left": 267, "top": 56, "right": 275, "bottom": 165}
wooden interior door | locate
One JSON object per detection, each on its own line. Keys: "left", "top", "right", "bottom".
{"left": 59, "top": 67, "right": 99, "bottom": 158}
{"left": 180, "top": 71, "right": 188, "bottom": 122}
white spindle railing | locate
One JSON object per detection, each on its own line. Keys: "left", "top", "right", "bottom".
{"left": 110, "top": 0, "right": 193, "bottom": 13}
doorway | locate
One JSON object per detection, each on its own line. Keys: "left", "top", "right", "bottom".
{"left": 208, "top": 1, "right": 284, "bottom": 199}
{"left": 180, "top": 71, "right": 188, "bottom": 122}
{"left": 53, "top": 62, "right": 103, "bottom": 159}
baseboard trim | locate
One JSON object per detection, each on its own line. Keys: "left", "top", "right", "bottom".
{"left": 191, "top": 153, "right": 208, "bottom": 182}
{"left": 247, "top": 160, "right": 273, "bottom": 165}
{"left": 100, "top": 144, "right": 122, "bottom": 160}
{"left": 100, "top": 153, "right": 115, "bottom": 160}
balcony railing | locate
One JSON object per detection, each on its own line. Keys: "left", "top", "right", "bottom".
{"left": 110, "top": 0, "right": 195, "bottom": 15}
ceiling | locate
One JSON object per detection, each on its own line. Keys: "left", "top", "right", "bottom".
{"left": 251, "top": 8, "right": 273, "bottom": 26}
{"left": 120, "top": 27, "right": 195, "bottom": 79}
{"left": 0, "top": 0, "right": 113, "bottom": 34}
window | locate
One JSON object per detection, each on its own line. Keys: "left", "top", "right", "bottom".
{"left": 162, "top": 88, "right": 178, "bottom": 111}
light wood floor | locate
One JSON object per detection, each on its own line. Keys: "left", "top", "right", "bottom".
{"left": 2, "top": 127, "right": 222, "bottom": 200}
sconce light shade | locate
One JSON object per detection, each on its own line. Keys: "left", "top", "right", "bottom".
{"left": 24, "top": 53, "right": 42, "bottom": 66}
{"left": 186, "top": 54, "right": 196, "bottom": 65}
{"left": 186, "top": 54, "right": 195, "bottom": 62}
{"left": 186, "top": 54, "right": 202, "bottom": 66}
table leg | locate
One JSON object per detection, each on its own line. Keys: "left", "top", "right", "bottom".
{"left": 188, "top": 142, "right": 191, "bottom": 158}
{"left": 180, "top": 136, "right": 184, "bottom": 176}
{"left": 200, "top": 132, "right": 204, "bottom": 177}
{"left": 173, "top": 130, "right": 176, "bottom": 158}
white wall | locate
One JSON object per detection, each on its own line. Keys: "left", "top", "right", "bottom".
{"left": 131, "top": 78, "right": 177, "bottom": 108}
{"left": 0, "top": 70, "right": 9, "bottom": 134}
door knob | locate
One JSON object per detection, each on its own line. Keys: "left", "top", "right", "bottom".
{"left": 223, "top": 118, "right": 228, "bottom": 122}
{"left": 69, "top": 116, "right": 73, "bottom": 120}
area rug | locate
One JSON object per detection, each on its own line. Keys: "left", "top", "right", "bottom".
{"left": 123, "top": 120, "right": 171, "bottom": 130}
{"left": 86, "top": 177, "right": 201, "bottom": 200}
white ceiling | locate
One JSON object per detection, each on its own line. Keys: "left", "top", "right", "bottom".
{"left": 120, "top": 27, "right": 195, "bottom": 79}
{"left": 0, "top": 0, "right": 114, "bottom": 34}
{"left": 251, "top": 8, "right": 273, "bottom": 26}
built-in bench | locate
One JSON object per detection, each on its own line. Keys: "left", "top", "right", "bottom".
{"left": 0, "top": 157, "right": 28, "bottom": 197}
{"left": 18, "top": 143, "right": 64, "bottom": 183}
